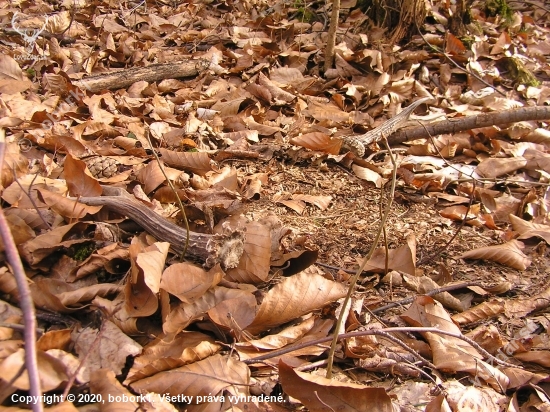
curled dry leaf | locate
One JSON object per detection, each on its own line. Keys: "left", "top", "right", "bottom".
{"left": 91, "top": 369, "right": 140, "bottom": 412}
{"left": 509, "top": 214, "right": 550, "bottom": 244}
{"left": 163, "top": 287, "right": 257, "bottom": 335}
{"left": 125, "top": 240, "right": 170, "bottom": 317}
{"left": 458, "top": 239, "right": 531, "bottom": 270}
{"left": 225, "top": 221, "right": 272, "bottom": 283}
{"left": 64, "top": 154, "right": 103, "bottom": 197}
{"left": 452, "top": 299, "right": 506, "bottom": 325}
{"left": 0, "top": 348, "right": 68, "bottom": 391}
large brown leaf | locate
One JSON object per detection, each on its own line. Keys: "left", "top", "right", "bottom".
{"left": 245, "top": 273, "right": 347, "bottom": 335}
{"left": 64, "top": 154, "right": 102, "bottom": 197}
{"left": 130, "top": 354, "right": 249, "bottom": 405}
{"left": 279, "top": 360, "right": 394, "bottom": 412}
{"left": 458, "top": 240, "right": 531, "bottom": 270}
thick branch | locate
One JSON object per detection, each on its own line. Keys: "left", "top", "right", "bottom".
{"left": 388, "top": 105, "right": 550, "bottom": 145}
{"left": 78, "top": 187, "right": 243, "bottom": 269}
{"left": 74, "top": 60, "right": 209, "bottom": 92}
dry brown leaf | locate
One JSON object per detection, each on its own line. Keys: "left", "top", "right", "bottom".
{"left": 161, "top": 263, "right": 224, "bottom": 303}
{"left": 509, "top": 214, "right": 550, "bottom": 244}
{"left": 125, "top": 332, "right": 221, "bottom": 384}
{"left": 90, "top": 369, "right": 140, "bottom": 412}
{"left": 0, "top": 348, "right": 68, "bottom": 391}
{"left": 37, "top": 188, "right": 102, "bottom": 219}
{"left": 245, "top": 273, "right": 347, "bottom": 335}
{"left": 64, "top": 154, "right": 102, "bottom": 197}
{"left": 125, "top": 240, "right": 169, "bottom": 317}
{"left": 0, "top": 213, "right": 35, "bottom": 252}
{"left": 73, "top": 320, "right": 142, "bottom": 382}
{"left": 458, "top": 240, "right": 531, "bottom": 270}
{"left": 158, "top": 149, "right": 213, "bottom": 176}
{"left": 290, "top": 132, "right": 342, "bottom": 155}
{"left": 452, "top": 300, "right": 506, "bottom": 325}
{"left": 163, "top": 287, "right": 257, "bottom": 335}
{"left": 130, "top": 354, "right": 249, "bottom": 405}
{"left": 0, "top": 55, "right": 32, "bottom": 94}
{"left": 476, "top": 157, "right": 527, "bottom": 178}
{"left": 279, "top": 360, "right": 394, "bottom": 412}
{"left": 225, "top": 221, "right": 272, "bottom": 283}
{"left": 401, "top": 296, "right": 509, "bottom": 390}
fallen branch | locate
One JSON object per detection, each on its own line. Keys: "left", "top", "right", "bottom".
{"left": 388, "top": 105, "right": 550, "bottom": 145}
{"left": 73, "top": 59, "right": 210, "bottom": 92}
{"left": 78, "top": 187, "right": 244, "bottom": 269}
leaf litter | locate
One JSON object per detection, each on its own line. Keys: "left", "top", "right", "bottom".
{"left": 1, "top": 0, "right": 550, "bottom": 411}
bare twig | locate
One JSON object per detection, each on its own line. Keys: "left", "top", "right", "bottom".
{"left": 325, "top": 136, "right": 399, "bottom": 378}
{"left": 244, "top": 326, "right": 517, "bottom": 369}
{"left": 144, "top": 130, "right": 190, "bottom": 260}
{"left": 0, "top": 128, "right": 42, "bottom": 412}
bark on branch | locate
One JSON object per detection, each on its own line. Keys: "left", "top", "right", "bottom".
{"left": 388, "top": 105, "right": 550, "bottom": 145}
{"left": 78, "top": 187, "right": 243, "bottom": 269}
{"left": 73, "top": 60, "right": 210, "bottom": 93}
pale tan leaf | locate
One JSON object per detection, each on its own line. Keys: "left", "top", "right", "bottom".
{"left": 513, "top": 350, "right": 550, "bottom": 367}
{"left": 246, "top": 273, "right": 347, "bottom": 334}
{"left": 476, "top": 157, "right": 527, "bottom": 178}
{"left": 291, "top": 194, "right": 332, "bottom": 210}
{"left": 401, "top": 297, "right": 509, "bottom": 390}
{"left": 352, "top": 165, "right": 384, "bottom": 188}
{"left": 452, "top": 300, "right": 506, "bottom": 325}
{"left": 0, "top": 55, "right": 32, "bottom": 94}
{"left": 509, "top": 214, "right": 550, "bottom": 244}
{"left": 56, "top": 283, "right": 122, "bottom": 307}
{"left": 0, "top": 349, "right": 68, "bottom": 391}
{"left": 458, "top": 240, "right": 531, "bottom": 270}
{"left": 0, "top": 213, "right": 35, "bottom": 252}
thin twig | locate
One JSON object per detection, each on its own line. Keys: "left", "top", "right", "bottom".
{"left": 325, "top": 136, "right": 398, "bottom": 378}
{"left": 415, "top": 21, "right": 506, "bottom": 97}
{"left": 0, "top": 128, "right": 42, "bottom": 412}
{"left": 372, "top": 281, "right": 493, "bottom": 313}
{"left": 417, "top": 126, "right": 477, "bottom": 265}
{"left": 10, "top": 168, "right": 51, "bottom": 229}
{"left": 244, "top": 326, "right": 517, "bottom": 369}
{"left": 144, "top": 130, "right": 190, "bottom": 260}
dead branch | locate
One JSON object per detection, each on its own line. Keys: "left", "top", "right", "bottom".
{"left": 73, "top": 59, "right": 210, "bottom": 92}
{"left": 388, "top": 105, "right": 550, "bottom": 145}
{"left": 78, "top": 186, "right": 244, "bottom": 269}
